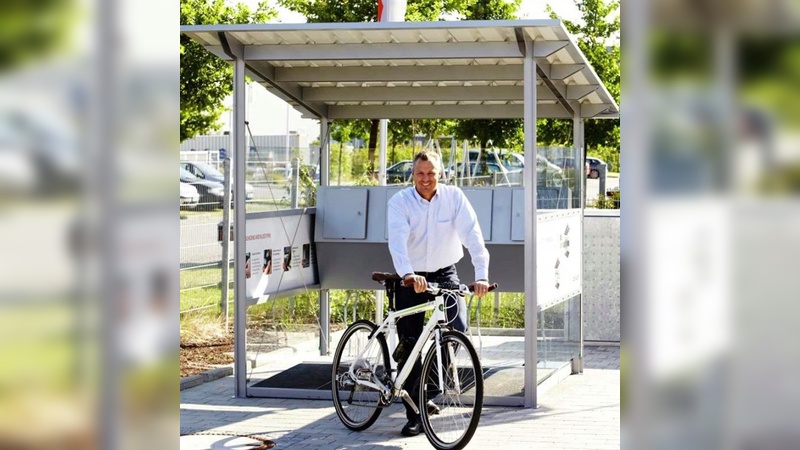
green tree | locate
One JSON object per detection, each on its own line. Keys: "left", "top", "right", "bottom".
{"left": 453, "top": 119, "right": 522, "bottom": 150}
{"left": 0, "top": 0, "right": 77, "bottom": 71}
{"left": 180, "top": 0, "right": 276, "bottom": 141}
{"left": 462, "top": 0, "right": 520, "bottom": 20}
{"left": 542, "top": 0, "right": 620, "bottom": 153}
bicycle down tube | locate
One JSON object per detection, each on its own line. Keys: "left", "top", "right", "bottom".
{"left": 348, "top": 298, "right": 445, "bottom": 413}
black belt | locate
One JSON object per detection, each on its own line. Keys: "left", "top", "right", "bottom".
{"left": 414, "top": 265, "right": 454, "bottom": 277}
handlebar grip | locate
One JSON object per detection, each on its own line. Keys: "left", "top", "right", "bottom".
{"left": 372, "top": 272, "right": 402, "bottom": 283}
{"left": 468, "top": 282, "right": 498, "bottom": 293}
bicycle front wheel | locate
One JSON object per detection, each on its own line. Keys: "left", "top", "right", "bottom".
{"left": 420, "top": 330, "right": 484, "bottom": 450}
{"left": 331, "top": 320, "right": 390, "bottom": 431}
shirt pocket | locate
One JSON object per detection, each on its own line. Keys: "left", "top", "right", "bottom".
{"left": 435, "top": 217, "right": 453, "bottom": 234}
{"left": 436, "top": 207, "right": 452, "bottom": 223}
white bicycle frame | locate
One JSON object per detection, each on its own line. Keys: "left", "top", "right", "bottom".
{"left": 347, "top": 291, "right": 460, "bottom": 414}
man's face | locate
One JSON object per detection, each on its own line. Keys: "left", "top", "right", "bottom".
{"left": 413, "top": 159, "right": 439, "bottom": 200}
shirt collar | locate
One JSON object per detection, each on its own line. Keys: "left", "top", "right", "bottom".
{"left": 412, "top": 186, "right": 439, "bottom": 204}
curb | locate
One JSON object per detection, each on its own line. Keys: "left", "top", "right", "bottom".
{"left": 180, "top": 366, "right": 234, "bottom": 391}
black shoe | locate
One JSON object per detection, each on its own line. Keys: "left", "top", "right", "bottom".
{"left": 426, "top": 400, "right": 440, "bottom": 416}
{"left": 401, "top": 419, "right": 422, "bottom": 437}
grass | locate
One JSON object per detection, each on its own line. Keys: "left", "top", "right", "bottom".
{"left": 180, "top": 312, "right": 230, "bottom": 345}
{"left": 180, "top": 265, "right": 225, "bottom": 290}
{"left": 0, "top": 303, "right": 87, "bottom": 395}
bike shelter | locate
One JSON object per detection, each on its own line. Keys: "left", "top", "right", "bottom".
{"left": 181, "top": 20, "right": 618, "bottom": 408}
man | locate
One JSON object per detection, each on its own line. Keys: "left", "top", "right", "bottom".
{"left": 387, "top": 150, "right": 490, "bottom": 437}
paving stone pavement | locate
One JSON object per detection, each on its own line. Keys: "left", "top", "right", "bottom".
{"left": 180, "top": 344, "right": 620, "bottom": 449}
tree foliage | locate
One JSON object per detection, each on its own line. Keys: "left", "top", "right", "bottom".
{"left": 453, "top": 119, "right": 522, "bottom": 150}
{"left": 180, "top": 0, "right": 276, "bottom": 141}
{"left": 462, "top": 0, "right": 520, "bottom": 21}
{"left": 0, "top": 0, "right": 77, "bottom": 72}
{"left": 541, "top": 0, "right": 620, "bottom": 151}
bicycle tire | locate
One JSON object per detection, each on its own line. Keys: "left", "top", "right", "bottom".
{"left": 419, "top": 330, "right": 484, "bottom": 450}
{"left": 331, "top": 320, "right": 391, "bottom": 431}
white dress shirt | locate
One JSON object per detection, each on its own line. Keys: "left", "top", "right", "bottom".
{"left": 387, "top": 185, "right": 489, "bottom": 281}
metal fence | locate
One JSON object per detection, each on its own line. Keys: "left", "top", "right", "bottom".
{"left": 179, "top": 208, "right": 227, "bottom": 314}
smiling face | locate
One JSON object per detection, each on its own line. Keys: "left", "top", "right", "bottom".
{"left": 412, "top": 158, "right": 440, "bottom": 201}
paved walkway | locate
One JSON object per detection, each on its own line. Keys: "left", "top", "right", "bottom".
{"left": 180, "top": 343, "right": 619, "bottom": 449}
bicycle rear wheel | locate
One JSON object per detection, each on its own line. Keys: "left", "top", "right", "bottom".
{"left": 419, "top": 330, "right": 484, "bottom": 450}
{"left": 331, "top": 320, "right": 390, "bottom": 431}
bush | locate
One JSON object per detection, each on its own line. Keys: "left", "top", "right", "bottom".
{"left": 588, "top": 145, "right": 620, "bottom": 173}
{"left": 595, "top": 189, "right": 620, "bottom": 209}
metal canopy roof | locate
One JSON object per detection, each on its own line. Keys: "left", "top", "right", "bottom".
{"left": 181, "top": 20, "right": 619, "bottom": 121}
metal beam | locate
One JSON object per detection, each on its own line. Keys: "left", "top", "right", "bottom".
{"left": 204, "top": 45, "right": 233, "bottom": 61}
{"left": 327, "top": 103, "right": 571, "bottom": 120}
{"left": 522, "top": 36, "right": 539, "bottom": 409}
{"left": 229, "top": 41, "right": 248, "bottom": 399}
{"left": 244, "top": 42, "right": 524, "bottom": 61}
{"left": 242, "top": 59, "right": 328, "bottom": 119}
{"left": 531, "top": 40, "right": 570, "bottom": 57}
{"left": 566, "top": 84, "right": 600, "bottom": 100}
{"left": 534, "top": 59, "right": 575, "bottom": 117}
{"left": 549, "top": 63, "right": 584, "bottom": 80}
{"left": 275, "top": 65, "right": 524, "bottom": 83}
{"left": 580, "top": 103, "right": 619, "bottom": 118}
{"left": 302, "top": 85, "right": 557, "bottom": 102}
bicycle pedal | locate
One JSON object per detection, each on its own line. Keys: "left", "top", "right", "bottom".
{"left": 426, "top": 400, "right": 441, "bottom": 416}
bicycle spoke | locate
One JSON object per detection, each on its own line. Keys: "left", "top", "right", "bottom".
{"left": 420, "top": 332, "right": 483, "bottom": 450}
{"left": 332, "top": 321, "right": 390, "bottom": 431}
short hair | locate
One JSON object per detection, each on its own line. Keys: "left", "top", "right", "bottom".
{"left": 412, "top": 151, "right": 442, "bottom": 173}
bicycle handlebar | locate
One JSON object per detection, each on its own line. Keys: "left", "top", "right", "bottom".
{"left": 371, "top": 272, "right": 498, "bottom": 294}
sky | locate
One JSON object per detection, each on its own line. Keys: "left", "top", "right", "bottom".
{"left": 219, "top": 0, "right": 584, "bottom": 139}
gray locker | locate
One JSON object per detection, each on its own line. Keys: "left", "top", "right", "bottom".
{"left": 322, "top": 188, "right": 369, "bottom": 239}
{"left": 461, "top": 188, "right": 494, "bottom": 242}
{"left": 511, "top": 189, "right": 525, "bottom": 242}
{"left": 383, "top": 186, "right": 406, "bottom": 240}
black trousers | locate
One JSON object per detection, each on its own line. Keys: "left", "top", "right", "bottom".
{"left": 394, "top": 265, "right": 459, "bottom": 421}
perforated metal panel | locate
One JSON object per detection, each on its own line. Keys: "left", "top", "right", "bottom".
{"left": 582, "top": 212, "right": 620, "bottom": 342}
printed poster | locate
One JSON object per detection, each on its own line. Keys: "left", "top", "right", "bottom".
{"left": 243, "top": 211, "right": 318, "bottom": 303}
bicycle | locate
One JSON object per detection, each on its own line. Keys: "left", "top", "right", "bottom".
{"left": 331, "top": 272, "right": 498, "bottom": 450}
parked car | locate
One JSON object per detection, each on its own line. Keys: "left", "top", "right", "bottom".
{"left": 447, "top": 161, "right": 508, "bottom": 177}
{"left": 180, "top": 167, "right": 225, "bottom": 209}
{"left": 180, "top": 161, "right": 255, "bottom": 200}
{"left": 552, "top": 156, "right": 578, "bottom": 170}
{"left": 586, "top": 157, "right": 607, "bottom": 179}
{"left": 380, "top": 160, "right": 414, "bottom": 184}
{"left": 180, "top": 182, "right": 200, "bottom": 209}
{"left": 0, "top": 111, "right": 80, "bottom": 195}
{"left": 489, "top": 152, "right": 564, "bottom": 186}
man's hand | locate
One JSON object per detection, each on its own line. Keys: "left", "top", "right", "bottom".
{"left": 472, "top": 280, "right": 490, "bottom": 297}
{"left": 404, "top": 274, "right": 428, "bottom": 294}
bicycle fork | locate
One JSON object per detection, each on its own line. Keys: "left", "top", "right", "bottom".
{"left": 435, "top": 330, "right": 463, "bottom": 396}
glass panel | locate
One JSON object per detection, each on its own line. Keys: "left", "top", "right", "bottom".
{"left": 538, "top": 146, "right": 582, "bottom": 210}
{"left": 537, "top": 294, "right": 581, "bottom": 383}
